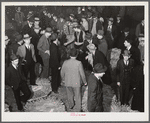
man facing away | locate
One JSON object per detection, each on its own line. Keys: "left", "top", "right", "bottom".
{"left": 61, "top": 48, "right": 87, "bottom": 112}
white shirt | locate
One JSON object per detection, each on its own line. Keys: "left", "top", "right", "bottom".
{"left": 127, "top": 45, "right": 131, "bottom": 51}
{"left": 12, "top": 64, "right": 17, "bottom": 70}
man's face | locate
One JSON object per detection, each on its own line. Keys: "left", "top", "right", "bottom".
{"left": 29, "top": 22, "right": 33, "bottom": 26}
{"left": 24, "top": 38, "right": 31, "bottom": 45}
{"left": 5, "top": 40, "right": 9, "bottom": 46}
{"left": 139, "top": 40, "right": 144, "bottom": 47}
{"left": 124, "top": 40, "right": 130, "bottom": 47}
{"left": 97, "top": 34, "right": 103, "bottom": 39}
{"left": 18, "top": 7, "right": 21, "bottom": 12}
{"left": 123, "top": 55, "right": 130, "bottom": 61}
{"left": 34, "top": 21, "right": 40, "bottom": 25}
{"left": 12, "top": 59, "right": 19, "bottom": 66}
{"left": 97, "top": 72, "right": 105, "bottom": 78}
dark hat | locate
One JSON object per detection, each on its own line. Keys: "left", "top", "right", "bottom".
{"left": 122, "top": 49, "right": 131, "bottom": 56}
{"left": 23, "top": 34, "right": 32, "bottom": 40}
{"left": 85, "top": 32, "right": 92, "bottom": 40}
{"left": 70, "top": 48, "right": 78, "bottom": 57}
{"left": 50, "top": 33, "right": 58, "bottom": 41}
{"left": 5, "top": 36, "right": 10, "bottom": 42}
{"left": 45, "top": 27, "right": 53, "bottom": 33}
{"left": 93, "top": 12, "right": 98, "bottom": 18}
{"left": 34, "top": 17, "right": 40, "bottom": 21}
{"left": 15, "top": 34, "right": 23, "bottom": 42}
{"left": 58, "top": 13, "right": 65, "bottom": 19}
{"left": 93, "top": 63, "right": 107, "bottom": 73}
{"left": 97, "top": 30, "right": 104, "bottom": 36}
{"left": 123, "top": 27, "right": 130, "bottom": 32}
{"left": 87, "top": 12, "right": 92, "bottom": 17}
{"left": 28, "top": 17, "right": 34, "bottom": 22}
{"left": 10, "top": 54, "right": 18, "bottom": 61}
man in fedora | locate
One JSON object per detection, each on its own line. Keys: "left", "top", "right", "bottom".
{"left": 5, "top": 54, "right": 31, "bottom": 111}
{"left": 104, "top": 17, "right": 117, "bottom": 49}
{"left": 88, "top": 63, "right": 107, "bottom": 112}
{"left": 116, "top": 49, "right": 134, "bottom": 105}
{"left": 17, "top": 33, "right": 36, "bottom": 85}
{"left": 37, "top": 27, "right": 53, "bottom": 79}
{"left": 93, "top": 30, "right": 108, "bottom": 56}
{"left": 61, "top": 48, "right": 87, "bottom": 112}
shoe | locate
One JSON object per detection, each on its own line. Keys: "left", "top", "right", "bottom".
{"left": 19, "top": 109, "right": 25, "bottom": 112}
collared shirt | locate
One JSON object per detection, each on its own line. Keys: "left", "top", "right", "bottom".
{"left": 108, "top": 25, "right": 112, "bottom": 29}
{"left": 127, "top": 45, "right": 131, "bottom": 51}
{"left": 25, "top": 44, "right": 30, "bottom": 49}
{"left": 12, "top": 64, "right": 17, "bottom": 70}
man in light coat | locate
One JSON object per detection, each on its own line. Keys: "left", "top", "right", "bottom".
{"left": 61, "top": 48, "right": 87, "bottom": 112}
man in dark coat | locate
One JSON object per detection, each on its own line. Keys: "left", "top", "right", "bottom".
{"left": 49, "top": 33, "right": 61, "bottom": 93}
{"left": 104, "top": 17, "right": 118, "bottom": 49}
{"left": 37, "top": 27, "right": 53, "bottom": 79}
{"left": 116, "top": 50, "right": 134, "bottom": 105}
{"left": 88, "top": 63, "right": 107, "bottom": 112}
{"left": 131, "top": 61, "right": 144, "bottom": 112}
{"left": 124, "top": 39, "right": 141, "bottom": 67}
{"left": 5, "top": 54, "right": 31, "bottom": 111}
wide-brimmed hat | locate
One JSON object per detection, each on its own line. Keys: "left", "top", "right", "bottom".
{"left": 123, "top": 27, "right": 130, "bottom": 32}
{"left": 87, "top": 43, "right": 96, "bottom": 51}
{"left": 93, "top": 63, "right": 107, "bottom": 73}
{"left": 87, "top": 12, "right": 92, "bottom": 17}
{"left": 33, "top": 25, "right": 41, "bottom": 30}
{"left": 10, "top": 54, "right": 18, "bottom": 61}
{"left": 34, "top": 17, "right": 40, "bottom": 21}
{"left": 5, "top": 36, "right": 10, "bottom": 42}
{"left": 45, "top": 27, "right": 53, "bottom": 33}
{"left": 85, "top": 32, "right": 92, "bottom": 40}
{"left": 122, "top": 49, "right": 131, "bottom": 56}
{"left": 97, "top": 30, "right": 104, "bottom": 36}
{"left": 15, "top": 34, "right": 23, "bottom": 42}
{"left": 58, "top": 13, "right": 65, "bottom": 19}
{"left": 23, "top": 34, "right": 32, "bottom": 40}
{"left": 50, "top": 33, "right": 58, "bottom": 41}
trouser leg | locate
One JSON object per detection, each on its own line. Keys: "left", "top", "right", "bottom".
{"left": 74, "top": 87, "right": 81, "bottom": 112}
{"left": 51, "top": 67, "right": 59, "bottom": 92}
{"left": 66, "top": 87, "right": 75, "bottom": 108}
{"left": 41, "top": 58, "right": 49, "bottom": 78}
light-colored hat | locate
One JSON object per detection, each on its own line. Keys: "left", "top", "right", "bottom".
{"left": 87, "top": 43, "right": 96, "bottom": 51}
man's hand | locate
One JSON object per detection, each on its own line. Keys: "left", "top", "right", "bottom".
{"left": 117, "top": 82, "right": 120, "bottom": 86}
{"left": 45, "top": 50, "right": 50, "bottom": 55}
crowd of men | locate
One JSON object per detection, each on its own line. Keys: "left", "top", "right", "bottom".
{"left": 5, "top": 6, "right": 144, "bottom": 112}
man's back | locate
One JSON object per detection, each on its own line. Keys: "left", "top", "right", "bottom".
{"left": 61, "top": 58, "right": 86, "bottom": 87}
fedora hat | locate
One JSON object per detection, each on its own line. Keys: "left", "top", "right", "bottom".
{"left": 23, "top": 34, "right": 32, "bottom": 40}
{"left": 15, "top": 34, "right": 23, "bottom": 42}
{"left": 87, "top": 43, "right": 96, "bottom": 51}
{"left": 122, "top": 49, "right": 131, "bottom": 56}
{"left": 45, "top": 27, "right": 53, "bottom": 33}
{"left": 50, "top": 33, "right": 58, "bottom": 41}
{"left": 10, "top": 54, "right": 18, "bottom": 61}
{"left": 123, "top": 27, "right": 130, "bottom": 32}
{"left": 5, "top": 36, "right": 10, "bottom": 42}
{"left": 34, "top": 17, "right": 40, "bottom": 21}
{"left": 85, "top": 32, "right": 92, "bottom": 40}
{"left": 93, "top": 63, "right": 107, "bottom": 73}
{"left": 97, "top": 30, "right": 104, "bottom": 36}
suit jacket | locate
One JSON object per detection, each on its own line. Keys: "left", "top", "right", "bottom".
{"left": 22, "top": 24, "right": 33, "bottom": 36}
{"left": 49, "top": 43, "right": 60, "bottom": 68}
{"left": 104, "top": 24, "right": 118, "bottom": 40}
{"left": 16, "top": 44, "right": 36, "bottom": 62}
{"left": 93, "top": 50, "right": 109, "bottom": 67}
{"left": 61, "top": 58, "right": 86, "bottom": 87}
{"left": 37, "top": 34, "right": 50, "bottom": 59}
{"left": 116, "top": 59, "right": 134, "bottom": 84}
{"left": 129, "top": 46, "right": 141, "bottom": 66}
{"left": 5, "top": 64, "right": 26, "bottom": 90}
{"left": 88, "top": 73, "right": 103, "bottom": 112}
